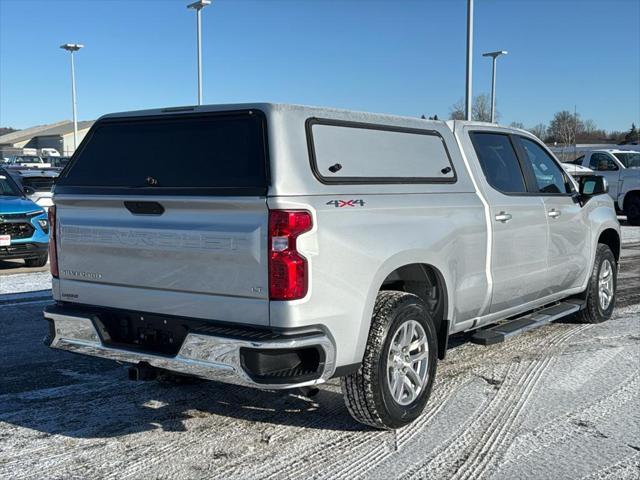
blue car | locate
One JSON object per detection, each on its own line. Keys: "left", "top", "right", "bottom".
{"left": 0, "top": 167, "right": 50, "bottom": 267}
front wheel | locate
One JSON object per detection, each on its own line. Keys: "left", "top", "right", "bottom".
{"left": 24, "top": 253, "right": 48, "bottom": 268}
{"left": 576, "top": 244, "right": 617, "bottom": 324}
{"left": 341, "top": 291, "right": 438, "bottom": 429}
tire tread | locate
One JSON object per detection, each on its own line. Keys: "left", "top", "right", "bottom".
{"left": 341, "top": 291, "right": 422, "bottom": 429}
{"left": 576, "top": 243, "right": 616, "bottom": 324}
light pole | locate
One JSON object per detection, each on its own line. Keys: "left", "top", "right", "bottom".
{"left": 482, "top": 50, "right": 508, "bottom": 123}
{"left": 187, "top": 0, "right": 211, "bottom": 105}
{"left": 60, "top": 43, "right": 83, "bottom": 151}
{"left": 465, "top": 0, "right": 473, "bottom": 121}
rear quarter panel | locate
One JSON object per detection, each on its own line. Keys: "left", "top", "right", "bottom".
{"left": 268, "top": 193, "right": 486, "bottom": 367}
{"left": 266, "top": 107, "right": 487, "bottom": 367}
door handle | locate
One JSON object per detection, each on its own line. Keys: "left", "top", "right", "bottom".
{"left": 495, "top": 212, "right": 512, "bottom": 223}
{"left": 548, "top": 209, "right": 561, "bottom": 218}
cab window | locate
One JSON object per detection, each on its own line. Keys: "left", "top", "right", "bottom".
{"left": 519, "top": 137, "right": 570, "bottom": 194}
{"left": 589, "top": 153, "right": 618, "bottom": 171}
{"left": 613, "top": 152, "right": 640, "bottom": 168}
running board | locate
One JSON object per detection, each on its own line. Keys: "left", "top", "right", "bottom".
{"left": 471, "top": 300, "right": 585, "bottom": 346}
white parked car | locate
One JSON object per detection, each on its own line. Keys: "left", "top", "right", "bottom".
{"left": 561, "top": 162, "right": 594, "bottom": 178}
{"left": 10, "top": 169, "right": 58, "bottom": 210}
{"left": 3, "top": 155, "right": 52, "bottom": 169}
{"left": 566, "top": 149, "right": 640, "bottom": 225}
{"left": 40, "top": 148, "right": 61, "bottom": 157}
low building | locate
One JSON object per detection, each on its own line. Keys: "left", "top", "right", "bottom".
{"left": 0, "top": 120, "right": 94, "bottom": 157}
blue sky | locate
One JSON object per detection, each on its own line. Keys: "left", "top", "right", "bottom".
{"left": 1, "top": 0, "right": 638, "bottom": 131}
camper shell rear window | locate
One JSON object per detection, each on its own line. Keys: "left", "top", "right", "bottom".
{"left": 56, "top": 110, "right": 269, "bottom": 196}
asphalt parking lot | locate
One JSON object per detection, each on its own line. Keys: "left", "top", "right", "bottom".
{"left": 0, "top": 234, "right": 639, "bottom": 479}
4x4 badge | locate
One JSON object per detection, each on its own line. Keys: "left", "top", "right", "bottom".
{"left": 326, "top": 199, "right": 366, "bottom": 208}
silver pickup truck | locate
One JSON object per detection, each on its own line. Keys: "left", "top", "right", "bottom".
{"left": 44, "top": 104, "right": 620, "bottom": 429}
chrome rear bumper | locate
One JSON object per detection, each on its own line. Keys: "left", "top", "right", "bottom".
{"left": 44, "top": 306, "right": 336, "bottom": 390}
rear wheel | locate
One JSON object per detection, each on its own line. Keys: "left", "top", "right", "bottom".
{"left": 341, "top": 291, "right": 437, "bottom": 429}
{"left": 24, "top": 253, "right": 48, "bottom": 268}
{"left": 625, "top": 194, "right": 640, "bottom": 226}
{"left": 576, "top": 244, "right": 617, "bottom": 324}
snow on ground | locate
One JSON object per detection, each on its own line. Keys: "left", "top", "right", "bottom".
{"left": 0, "top": 271, "right": 52, "bottom": 295}
{"left": 622, "top": 225, "right": 640, "bottom": 245}
{"left": 0, "top": 244, "right": 638, "bottom": 479}
{"left": 0, "top": 296, "right": 638, "bottom": 479}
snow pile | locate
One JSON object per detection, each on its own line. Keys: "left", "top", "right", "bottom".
{"left": 0, "top": 271, "right": 52, "bottom": 294}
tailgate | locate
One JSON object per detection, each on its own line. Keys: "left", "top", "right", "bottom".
{"left": 55, "top": 196, "right": 269, "bottom": 325}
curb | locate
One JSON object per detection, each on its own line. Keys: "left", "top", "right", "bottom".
{"left": 0, "top": 289, "right": 52, "bottom": 306}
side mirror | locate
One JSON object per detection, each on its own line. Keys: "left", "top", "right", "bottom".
{"left": 23, "top": 186, "right": 36, "bottom": 196}
{"left": 579, "top": 175, "right": 608, "bottom": 197}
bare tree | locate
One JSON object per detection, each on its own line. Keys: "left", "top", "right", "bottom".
{"left": 449, "top": 98, "right": 466, "bottom": 120}
{"left": 473, "top": 94, "right": 494, "bottom": 122}
{"left": 583, "top": 119, "right": 598, "bottom": 135}
{"left": 448, "top": 94, "right": 498, "bottom": 122}
{"left": 529, "top": 123, "right": 547, "bottom": 140}
{"left": 509, "top": 121, "right": 524, "bottom": 129}
{"left": 548, "top": 110, "right": 584, "bottom": 146}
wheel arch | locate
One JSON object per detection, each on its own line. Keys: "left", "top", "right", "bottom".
{"left": 361, "top": 255, "right": 453, "bottom": 362}
{"left": 622, "top": 189, "right": 640, "bottom": 212}
{"left": 598, "top": 228, "right": 620, "bottom": 262}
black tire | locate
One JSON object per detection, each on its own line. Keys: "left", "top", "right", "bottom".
{"left": 24, "top": 254, "right": 48, "bottom": 268}
{"left": 341, "top": 291, "right": 438, "bottom": 430}
{"left": 625, "top": 194, "right": 640, "bottom": 226}
{"left": 576, "top": 244, "right": 617, "bottom": 324}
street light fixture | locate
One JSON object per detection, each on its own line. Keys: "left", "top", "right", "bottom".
{"left": 187, "top": 0, "right": 212, "bottom": 105}
{"left": 60, "top": 43, "right": 84, "bottom": 151}
{"left": 465, "top": 0, "right": 474, "bottom": 121}
{"left": 482, "top": 50, "right": 508, "bottom": 123}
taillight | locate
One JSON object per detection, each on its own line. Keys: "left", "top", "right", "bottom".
{"left": 48, "top": 206, "right": 59, "bottom": 278}
{"left": 269, "top": 210, "right": 312, "bottom": 300}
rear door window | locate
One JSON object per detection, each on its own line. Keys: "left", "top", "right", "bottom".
{"left": 57, "top": 111, "right": 269, "bottom": 195}
{"left": 469, "top": 132, "right": 527, "bottom": 193}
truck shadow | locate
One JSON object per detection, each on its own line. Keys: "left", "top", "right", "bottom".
{"left": 0, "top": 259, "right": 48, "bottom": 273}
{"left": 0, "top": 352, "right": 368, "bottom": 439}
{"left": 2, "top": 312, "right": 501, "bottom": 440}
{"left": 0, "top": 259, "right": 26, "bottom": 271}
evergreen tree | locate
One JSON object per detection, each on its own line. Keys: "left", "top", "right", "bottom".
{"left": 625, "top": 123, "right": 638, "bottom": 143}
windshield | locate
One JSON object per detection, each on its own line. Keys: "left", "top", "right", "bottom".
{"left": 613, "top": 152, "right": 640, "bottom": 168}
{"left": 0, "top": 172, "right": 22, "bottom": 196}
